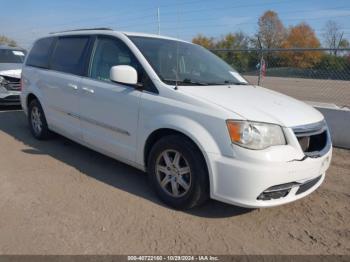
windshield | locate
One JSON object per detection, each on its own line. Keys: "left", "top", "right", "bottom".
{"left": 0, "top": 49, "right": 26, "bottom": 63}
{"left": 128, "top": 36, "right": 248, "bottom": 86}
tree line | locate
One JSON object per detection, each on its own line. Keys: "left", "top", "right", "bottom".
{"left": 192, "top": 10, "right": 350, "bottom": 75}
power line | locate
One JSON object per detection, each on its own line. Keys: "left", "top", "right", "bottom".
{"left": 157, "top": 14, "right": 350, "bottom": 32}
{"left": 18, "top": 0, "right": 346, "bottom": 36}
{"left": 17, "top": 0, "right": 214, "bottom": 33}
{"left": 22, "top": 0, "right": 310, "bottom": 35}
{"left": 9, "top": 0, "right": 350, "bottom": 47}
{"left": 99, "top": 0, "right": 291, "bottom": 30}
{"left": 114, "top": 6, "right": 350, "bottom": 31}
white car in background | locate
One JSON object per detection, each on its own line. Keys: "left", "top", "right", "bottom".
{"left": 20, "top": 29, "right": 332, "bottom": 209}
{"left": 0, "top": 45, "right": 26, "bottom": 105}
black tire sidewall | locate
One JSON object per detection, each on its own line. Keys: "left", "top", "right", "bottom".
{"left": 148, "top": 135, "right": 209, "bottom": 209}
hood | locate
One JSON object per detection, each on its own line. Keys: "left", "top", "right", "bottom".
{"left": 0, "top": 67, "right": 21, "bottom": 79}
{"left": 179, "top": 85, "right": 323, "bottom": 127}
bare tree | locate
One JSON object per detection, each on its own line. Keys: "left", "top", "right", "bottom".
{"left": 322, "top": 20, "right": 344, "bottom": 55}
{"left": 256, "top": 10, "right": 286, "bottom": 49}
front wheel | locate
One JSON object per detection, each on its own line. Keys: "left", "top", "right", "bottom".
{"left": 28, "top": 99, "right": 51, "bottom": 140}
{"left": 148, "top": 135, "right": 209, "bottom": 209}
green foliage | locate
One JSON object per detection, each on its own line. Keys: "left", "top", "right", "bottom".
{"left": 193, "top": 32, "right": 256, "bottom": 73}
{"left": 193, "top": 31, "right": 350, "bottom": 78}
{"left": 191, "top": 9, "right": 350, "bottom": 78}
{"left": 315, "top": 54, "right": 350, "bottom": 71}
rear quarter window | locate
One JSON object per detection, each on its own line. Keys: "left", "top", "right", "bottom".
{"left": 50, "top": 36, "right": 90, "bottom": 76}
{"left": 26, "top": 37, "right": 55, "bottom": 68}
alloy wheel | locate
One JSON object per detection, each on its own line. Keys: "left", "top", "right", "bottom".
{"left": 155, "top": 149, "right": 192, "bottom": 198}
{"left": 31, "top": 106, "right": 42, "bottom": 136}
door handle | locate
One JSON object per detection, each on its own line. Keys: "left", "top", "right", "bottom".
{"left": 82, "top": 87, "right": 95, "bottom": 94}
{"left": 68, "top": 83, "right": 78, "bottom": 90}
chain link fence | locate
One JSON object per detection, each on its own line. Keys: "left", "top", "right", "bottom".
{"left": 212, "top": 48, "right": 350, "bottom": 108}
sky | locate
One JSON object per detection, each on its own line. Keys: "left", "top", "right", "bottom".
{"left": 1, "top": 0, "right": 350, "bottom": 49}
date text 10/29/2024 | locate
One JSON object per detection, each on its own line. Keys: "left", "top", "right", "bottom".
{"left": 127, "top": 256, "right": 219, "bottom": 261}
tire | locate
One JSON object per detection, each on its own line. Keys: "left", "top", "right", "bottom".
{"left": 28, "top": 99, "right": 51, "bottom": 140}
{"left": 148, "top": 135, "right": 209, "bottom": 209}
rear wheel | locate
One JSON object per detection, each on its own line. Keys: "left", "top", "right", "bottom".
{"left": 148, "top": 135, "right": 209, "bottom": 209}
{"left": 28, "top": 99, "right": 50, "bottom": 140}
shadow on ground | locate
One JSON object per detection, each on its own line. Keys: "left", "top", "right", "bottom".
{"left": 0, "top": 108, "right": 251, "bottom": 218}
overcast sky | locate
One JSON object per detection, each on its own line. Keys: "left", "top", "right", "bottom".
{"left": 1, "top": 0, "right": 350, "bottom": 48}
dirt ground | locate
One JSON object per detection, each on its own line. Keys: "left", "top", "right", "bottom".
{"left": 0, "top": 106, "right": 349, "bottom": 255}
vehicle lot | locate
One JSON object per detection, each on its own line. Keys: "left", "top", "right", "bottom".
{"left": 0, "top": 106, "right": 349, "bottom": 255}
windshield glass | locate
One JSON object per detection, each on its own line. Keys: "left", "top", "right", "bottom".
{"left": 128, "top": 36, "right": 248, "bottom": 86}
{"left": 0, "top": 49, "right": 26, "bottom": 63}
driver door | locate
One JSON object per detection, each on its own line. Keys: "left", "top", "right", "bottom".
{"left": 79, "top": 36, "right": 142, "bottom": 163}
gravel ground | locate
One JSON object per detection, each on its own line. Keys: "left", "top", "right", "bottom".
{"left": 245, "top": 76, "right": 350, "bottom": 108}
{"left": 0, "top": 107, "right": 349, "bottom": 255}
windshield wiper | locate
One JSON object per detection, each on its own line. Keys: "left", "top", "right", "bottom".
{"left": 231, "top": 82, "right": 248, "bottom": 85}
{"left": 162, "top": 78, "right": 208, "bottom": 86}
{"left": 224, "top": 80, "right": 248, "bottom": 85}
{"left": 207, "top": 80, "right": 248, "bottom": 85}
{"left": 182, "top": 78, "right": 208, "bottom": 85}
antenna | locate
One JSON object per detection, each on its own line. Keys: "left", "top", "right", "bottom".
{"left": 157, "top": 8, "right": 161, "bottom": 35}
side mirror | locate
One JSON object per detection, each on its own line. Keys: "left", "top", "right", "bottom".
{"left": 110, "top": 65, "right": 138, "bottom": 85}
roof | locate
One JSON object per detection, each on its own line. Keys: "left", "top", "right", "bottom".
{"left": 48, "top": 28, "right": 191, "bottom": 44}
{"left": 122, "top": 31, "right": 190, "bottom": 43}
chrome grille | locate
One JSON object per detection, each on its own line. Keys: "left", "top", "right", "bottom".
{"left": 1, "top": 76, "right": 21, "bottom": 91}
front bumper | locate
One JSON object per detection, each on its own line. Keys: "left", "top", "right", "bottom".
{"left": 208, "top": 146, "right": 332, "bottom": 208}
{"left": 0, "top": 90, "right": 21, "bottom": 105}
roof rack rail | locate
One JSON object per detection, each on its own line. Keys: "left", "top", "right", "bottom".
{"left": 50, "top": 27, "right": 113, "bottom": 34}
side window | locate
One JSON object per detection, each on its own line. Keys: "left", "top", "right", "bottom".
{"left": 26, "top": 37, "right": 55, "bottom": 68}
{"left": 90, "top": 37, "right": 141, "bottom": 82}
{"left": 50, "top": 37, "right": 90, "bottom": 76}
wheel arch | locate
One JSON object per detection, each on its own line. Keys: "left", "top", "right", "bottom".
{"left": 144, "top": 127, "right": 211, "bottom": 185}
{"left": 27, "top": 93, "right": 39, "bottom": 108}
{"left": 144, "top": 128, "right": 204, "bottom": 167}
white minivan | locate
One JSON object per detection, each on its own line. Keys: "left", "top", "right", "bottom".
{"left": 21, "top": 29, "right": 332, "bottom": 209}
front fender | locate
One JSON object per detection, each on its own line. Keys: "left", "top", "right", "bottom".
{"left": 137, "top": 114, "right": 227, "bottom": 201}
{"left": 138, "top": 114, "right": 221, "bottom": 165}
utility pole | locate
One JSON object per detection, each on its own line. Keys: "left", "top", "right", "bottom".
{"left": 257, "top": 37, "right": 264, "bottom": 86}
{"left": 157, "top": 7, "right": 161, "bottom": 35}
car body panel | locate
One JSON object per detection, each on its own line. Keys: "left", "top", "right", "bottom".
{"left": 20, "top": 30, "right": 332, "bottom": 208}
{"left": 79, "top": 77, "right": 142, "bottom": 162}
{"left": 0, "top": 47, "right": 26, "bottom": 105}
{"left": 179, "top": 85, "right": 324, "bottom": 127}
{"left": 0, "top": 69, "right": 22, "bottom": 105}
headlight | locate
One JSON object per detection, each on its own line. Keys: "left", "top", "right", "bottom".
{"left": 226, "top": 120, "right": 286, "bottom": 150}
{"left": 0, "top": 76, "right": 7, "bottom": 93}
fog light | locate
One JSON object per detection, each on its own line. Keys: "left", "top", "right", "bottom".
{"left": 257, "top": 182, "right": 300, "bottom": 200}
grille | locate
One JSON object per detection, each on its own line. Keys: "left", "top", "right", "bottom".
{"left": 1, "top": 75, "right": 21, "bottom": 91}
{"left": 293, "top": 121, "right": 331, "bottom": 158}
{"left": 0, "top": 95, "right": 20, "bottom": 104}
{"left": 257, "top": 176, "right": 322, "bottom": 200}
